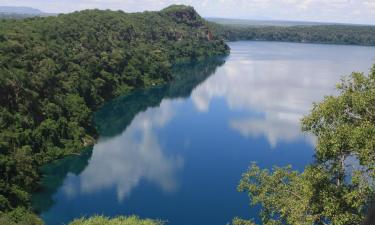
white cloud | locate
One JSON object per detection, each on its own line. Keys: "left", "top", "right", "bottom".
{"left": 0, "top": 0, "right": 375, "bottom": 24}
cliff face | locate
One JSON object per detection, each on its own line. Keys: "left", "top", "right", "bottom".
{"left": 160, "top": 5, "right": 222, "bottom": 42}
{"left": 162, "top": 5, "right": 199, "bottom": 24}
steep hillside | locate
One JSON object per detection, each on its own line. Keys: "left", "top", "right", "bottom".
{"left": 0, "top": 4, "right": 228, "bottom": 222}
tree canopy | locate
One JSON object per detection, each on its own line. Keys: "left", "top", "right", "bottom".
{"left": 69, "top": 216, "right": 163, "bottom": 225}
{"left": 235, "top": 68, "right": 375, "bottom": 224}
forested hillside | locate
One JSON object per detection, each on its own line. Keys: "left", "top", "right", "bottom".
{"left": 210, "top": 22, "right": 375, "bottom": 46}
{"left": 0, "top": 5, "right": 228, "bottom": 222}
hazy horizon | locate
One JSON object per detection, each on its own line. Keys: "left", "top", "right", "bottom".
{"left": 0, "top": 0, "right": 374, "bottom": 25}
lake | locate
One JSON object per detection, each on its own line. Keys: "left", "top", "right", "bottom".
{"left": 32, "top": 41, "right": 375, "bottom": 225}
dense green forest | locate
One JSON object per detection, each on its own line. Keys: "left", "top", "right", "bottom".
{"left": 210, "top": 22, "right": 375, "bottom": 46}
{"left": 0, "top": 5, "right": 228, "bottom": 223}
{"left": 234, "top": 69, "right": 375, "bottom": 225}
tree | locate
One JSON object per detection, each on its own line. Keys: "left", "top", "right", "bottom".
{"left": 235, "top": 69, "right": 375, "bottom": 225}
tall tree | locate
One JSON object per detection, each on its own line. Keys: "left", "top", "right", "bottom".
{"left": 235, "top": 68, "right": 375, "bottom": 225}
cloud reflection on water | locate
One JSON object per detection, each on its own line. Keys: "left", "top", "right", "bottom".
{"left": 62, "top": 100, "right": 183, "bottom": 201}
{"left": 191, "top": 43, "right": 373, "bottom": 147}
{"left": 58, "top": 42, "right": 375, "bottom": 202}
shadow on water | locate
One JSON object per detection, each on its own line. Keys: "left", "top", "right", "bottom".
{"left": 31, "top": 56, "right": 226, "bottom": 215}
{"left": 31, "top": 147, "right": 93, "bottom": 214}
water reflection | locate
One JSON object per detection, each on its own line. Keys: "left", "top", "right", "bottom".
{"left": 32, "top": 42, "right": 375, "bottom": 225}
{"left": 32, "top": 148, "right": 93, "bottom": 213}
{"left": 65, "top": 100, "right": 183, "bottom": 201}
{"left": 32, "top": 57, "right": 226, "bottom": 216}
{"left": 72, "top": 58, "right": 226, "bottom": 200}
{"left": 95, "top": 57, "right": 226, "bottom": 137}
{"left": 191, "top": 42, "right": 374, "bottom": 147}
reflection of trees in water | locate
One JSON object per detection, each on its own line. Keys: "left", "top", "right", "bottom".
{"left": 32, "top": 147, "right": 93, "bottom": 213}
{"left": 95, "top": 57, "right": 225, "bottom": 137}
{"left": 31, "top": 57, "right": 225, "bottom": 214}
{"left": 77, "top": 102, "right": 183, "bottom": 201}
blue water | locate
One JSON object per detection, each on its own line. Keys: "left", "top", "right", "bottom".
{"left": 32, "top": 41, "right": 375, "bottom": 225}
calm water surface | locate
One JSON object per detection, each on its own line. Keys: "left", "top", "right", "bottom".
{"left": 32, "top": 41, "right": 375, "bottom": 225}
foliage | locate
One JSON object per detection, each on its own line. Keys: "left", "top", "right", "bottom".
{"left": 69, "top": 216, "right": 164, "bottom": 225}
{"left": 210, "top": 22, "right": 375, "bottom": 46}
{"left": 0, "top": 4, "right": 228, "bottom": 218}
{"left": 232, "top": 217, "right": 255, "bottom": 225}
{"left": 235, "top": 69, "right": 375, "bottom": 224}
{"left": 0, "top": 207, "right": 43, "bottom": 225}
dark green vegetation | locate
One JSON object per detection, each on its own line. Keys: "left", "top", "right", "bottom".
{"left": 0, "top": 207, "right": 43, "bottom": 225}
{"left": 235, "top": 70, "right": 375, "bottom": 224}
{"left": 210, "top": 21, "right": 375, "bottom": 46}
{"left": 0, "top": 5, "right": 228, "bottom": 223}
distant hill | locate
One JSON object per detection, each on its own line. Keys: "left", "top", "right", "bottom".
{"left": 207, "top": 17, "right": 375, "bottom": 46}
{"left": 0, "top": 6, "right": 44, "bottom": 14}
{"left": 0, "top": 6, "right": 54, "bottom": 19}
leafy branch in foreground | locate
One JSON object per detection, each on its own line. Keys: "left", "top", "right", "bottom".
{"left": 235, "top": 69, "right": 375, "bottom": 225}
{"left": 69, "top": 215, "right": 164, "bottom": 225}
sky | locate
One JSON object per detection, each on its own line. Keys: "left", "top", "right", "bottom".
{"left": 0, "top": 0, "right": 375, "bottom": 25}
